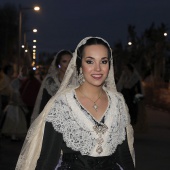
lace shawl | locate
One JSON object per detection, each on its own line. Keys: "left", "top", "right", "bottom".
{"left": 46, "top": 88, "right": 129, "bottom": 157}
{"left": 31, "top": 53, "right": 61, "bottom": 122}
{"left": 15, "top": 37, "right": 135, "bottom": 170}
{"left": 117, "top": 67, "right": 142, "bottom": 93}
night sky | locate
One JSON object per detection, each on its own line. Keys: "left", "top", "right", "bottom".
{"left": 1, "top": 0, "right": 170, "bottom": 54}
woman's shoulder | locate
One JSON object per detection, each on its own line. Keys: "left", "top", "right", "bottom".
{"left": 44, "top": 76, "right": 55, "bottom": 84}
{"left": 107, "top": 90, "right": 128, "bottom": 109}
{"left": 45, "top": 88, "right": 74, "bottom": 120}
{"left": 50, "top": 87, "right": 74, "bottom": 102}
{"left": 107, "top": 90, "right": 130, "bottom": 123}
{"left": 107, "top": 89, "right": 125, "bottom": 100}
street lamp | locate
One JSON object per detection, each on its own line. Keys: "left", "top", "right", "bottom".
{"left": 22, "top": 28, "right": 38, "bottom": 62}
{"left": 33, "top": 29, "right": 38, "bottom": 32}
{"left": 34, "top": 6, "right": 40, "bottom": 11}
{"left": 128, "top": 41, "right": 132, "bottom": 46}
{"left": 18, "top": 4, "right": 40, "bottom": 73}
{"left": 164, "top": 32, "right": 168, "bottom": 37}
{"left": 24, "top": 28, "right": 38, "bottom": 47}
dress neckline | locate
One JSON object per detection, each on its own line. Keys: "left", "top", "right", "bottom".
{"left": 73, "top": 88, "right": 110, "bottom": 124}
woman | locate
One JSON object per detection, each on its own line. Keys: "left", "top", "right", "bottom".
{"left": 31, "top": 50, "right": 72, "bottom": 122}
{"left": 0, "top": 64, "right": 13, "bottom": 130}
{"left": 0, "top": 64, "right": 14, "bottom": 111}
{"left": 20, "top": 69, "right": 41, "bottom": 128}
{"left": 117, "top": 63, "right": 144, "bottom": 125}
{"left": 16, "top": 37, "right": 135, "bottom": 170}
{"left": 1, "top": 66, "right": 28, "bottom": 140}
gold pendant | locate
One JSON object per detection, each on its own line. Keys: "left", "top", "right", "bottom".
{"left": 96, "top": 146, "right": 103, "bottom": 154}
{"left": 93, "top": 103, "right": 98, "bottom": 111}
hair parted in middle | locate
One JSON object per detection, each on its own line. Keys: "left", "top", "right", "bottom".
{"left": 55, "top": 50, "right": 73, "bottom": 69}
{"left": 76, "top": 37, "right": 111, "bottom": 75}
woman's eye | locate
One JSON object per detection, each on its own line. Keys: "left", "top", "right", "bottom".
{"left": 101, "top": 60, "right": 108, "bottom": 64}
{"left": 86, "top": 60, "right": 93, "bottom": 64}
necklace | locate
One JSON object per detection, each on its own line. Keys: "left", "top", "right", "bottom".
{"left": 79, "top": 88, "right": 102, "bottom": 111}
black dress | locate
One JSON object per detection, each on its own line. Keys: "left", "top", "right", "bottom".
{"left": 121, "top": 80, "right": 142, "bottom": 125}
{"left": 36, "top": 123, "right": 134, "bottom": 170}
{"left": 36, "top": 89, "right": 135, "bottom": 170}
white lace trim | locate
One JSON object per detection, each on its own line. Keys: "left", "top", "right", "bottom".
{"left": 44, "top": 76, "right": 60, "bottom": 96}
{"left": 31, "top": 75, "right": 60, "bottom": 123}
{"left": 15, "top": 37, "right": 134, "bottom": 170}
{"left": 46, "top": 88, "right": 129, "bottom": 157}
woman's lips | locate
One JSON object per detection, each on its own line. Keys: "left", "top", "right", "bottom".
{"left": 91, "top": 74, "right": 102, "bottom": 80}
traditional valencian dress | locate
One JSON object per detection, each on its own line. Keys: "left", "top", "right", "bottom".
{"left": 31, "top": 72, "right": 61, "bottom": 123}
{"left": 15, "top": 37, "right": 135, "bottom": 170}
{"left": 36, "top": 88, "right": 134, "bottom": 170}
{"left": 117, "top": 65, "right": 144, "bottom": 125}
{"left": 31, "top": 52, "right": 62, "bottom": 123}
{"left": 1, "top": 75, "right": 27, "bottom": 138}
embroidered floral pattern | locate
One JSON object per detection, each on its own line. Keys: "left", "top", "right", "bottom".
{"left": 45, "top": 77, "right": 60, "bottom": 96}
{"left": 46, "top": 89, "right": 129, "bottom": 156}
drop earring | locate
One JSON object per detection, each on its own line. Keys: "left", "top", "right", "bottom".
{"left": 78, "top": 68, "right": 85, "bottom": 85}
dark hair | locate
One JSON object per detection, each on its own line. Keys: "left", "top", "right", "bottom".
{"left": 76, "top": 38, "right": 111, "bottom": 74}
{"left": 126, "top": 63, "right": 134, "bottom": 72}
{"left": 3, "top": 64, "right": 13, "bottom": 75}
{"left": 55, "top": 50, "right": 72, "bottom": 68}
{"left": 27, "top": 67, "right": 35, "bottom": 78}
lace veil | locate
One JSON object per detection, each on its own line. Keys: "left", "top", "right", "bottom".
{"left": 31, "top": 50, "right": 70, "bottom": 122}
{"left": 15, "top": 37, "right": 134, "bottom": 170}
{"left": 117, "top": 63, "right": 144, "bottom": 97}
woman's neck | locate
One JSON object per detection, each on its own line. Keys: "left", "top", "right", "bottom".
{"left": 79, "top": 83, "right": 103, "bottom": 98}
{"left": 58, "top": 71, "right": 65, "bottom": 82}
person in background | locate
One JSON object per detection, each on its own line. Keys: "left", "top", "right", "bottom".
{"left": 0, "top": 65, "right": 12, "bottom": 111}
{"left": 16, "top": 37, "right": 135, "bottom": 170}
{"left": 0, "top": 64, "right": 13, "bottom": 131}
{"left": 20, "top": 68, "right": 41, "bottom": 129}
{"left": 1, "top": 66, "right": 28, "bottom": 140}
{"left": 31, "top": 50, "right": 72, "bottom": 123}
{"left": 1, "top": 64, "right": 14, "bottom": 111}
{"left": 0, "top": 65, "right": 2, "bottom": 118}
{"left": 117, "top": 63, "right": 144, "bottom": 125}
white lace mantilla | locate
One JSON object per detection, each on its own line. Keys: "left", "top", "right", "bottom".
{"left": 45, "top": 76, "right": 60, "bottom": 96}
{"left": 31, "top": 75, "right": 60, "bottom": 123}
{"left": 46, "top": 88, "right": 129, "bottom": 157}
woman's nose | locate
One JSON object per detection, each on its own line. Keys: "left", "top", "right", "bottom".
{"left": 95, "top": 63, "right": 101, "bottom": 71}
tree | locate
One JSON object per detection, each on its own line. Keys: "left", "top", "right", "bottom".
{"left": 0, "top": 4, "right": 18, "bottom": 64}
{"left": 143, "top": 23, "right": 168, "bottom": 81}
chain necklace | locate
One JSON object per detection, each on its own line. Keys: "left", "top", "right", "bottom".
{"left": 79, "top": 88, "right": 102, "bottom": 112}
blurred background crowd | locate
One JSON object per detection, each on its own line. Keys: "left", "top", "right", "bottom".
{"left": 0, "top": 3, "right": 170, "bottom": 140}
{"left": 0, "top": 2, "right": 170, "bottom": 170}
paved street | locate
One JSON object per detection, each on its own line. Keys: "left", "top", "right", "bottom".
{"left": 0, "top": 106, "right": 170, "bottom": 170}
{"left": 134, "top": 106, "right": 170, "bottom": 170}
{"left": 0, "top": 136, "right": 24, "bottom": 170}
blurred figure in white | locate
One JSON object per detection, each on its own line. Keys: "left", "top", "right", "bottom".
{"left": 117, "top": 63, "right": 144, "bottom": 125}
{"left": 1, "top": 66, "right": 28, "bottom": 141}
{"left": 31, "top": 50, "right": 72, "bottom": 123}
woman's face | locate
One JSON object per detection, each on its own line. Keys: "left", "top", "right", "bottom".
{"left": 59, "top": 54, "right": 72, "bottom": 73}
{"left": 81, "top": 44, "right": 109, "bottom": 87}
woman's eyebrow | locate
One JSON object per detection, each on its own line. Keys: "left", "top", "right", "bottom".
{"left": 85, "top": 56, "right": 94, "bottom": 59}
{"left": 101, "top": 57, "right": 109, "bottom": 59}
{"left": 85, "top": 56, "right": 108, "bottom": 59}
